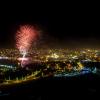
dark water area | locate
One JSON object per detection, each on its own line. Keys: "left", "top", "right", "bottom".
{"left": 0, "top": 73, "right": 100, "bottom": 100}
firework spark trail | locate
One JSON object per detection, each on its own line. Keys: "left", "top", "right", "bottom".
{"left": 16, "top": 25, "right": 38, "bottom": 67}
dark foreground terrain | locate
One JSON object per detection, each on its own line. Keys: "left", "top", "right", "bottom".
{"left": 0, "top": 73, "right": 100, "bottom": 100}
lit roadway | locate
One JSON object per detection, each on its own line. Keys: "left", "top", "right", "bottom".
{"left": 0, "top": 70, "right": 41, "bottom": 86}
{"left": 0, "top": 70, "right": 53, "bottom": 86}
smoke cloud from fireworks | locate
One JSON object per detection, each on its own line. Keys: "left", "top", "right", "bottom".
{"left": 16, "top": 25, "right": 39, "bottom": 67}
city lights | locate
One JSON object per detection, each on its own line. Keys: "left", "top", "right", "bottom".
{"left": 0, "top": 48, "right": 100, "bottom": 86}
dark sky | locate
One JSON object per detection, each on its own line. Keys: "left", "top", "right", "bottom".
{"left": 0, "top": 2, "right": 100, "bottom": 48}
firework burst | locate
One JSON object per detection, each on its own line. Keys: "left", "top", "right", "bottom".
{"left": 16, "top": 25, "right": 39, "bottom": 67}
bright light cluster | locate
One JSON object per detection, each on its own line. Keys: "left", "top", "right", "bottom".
{"left": 0, "top": 56, "right": 9, "bottom": 59}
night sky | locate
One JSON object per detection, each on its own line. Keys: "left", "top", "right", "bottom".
{"left": 0, "top": 2, "right": 99, "bottom": 48}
